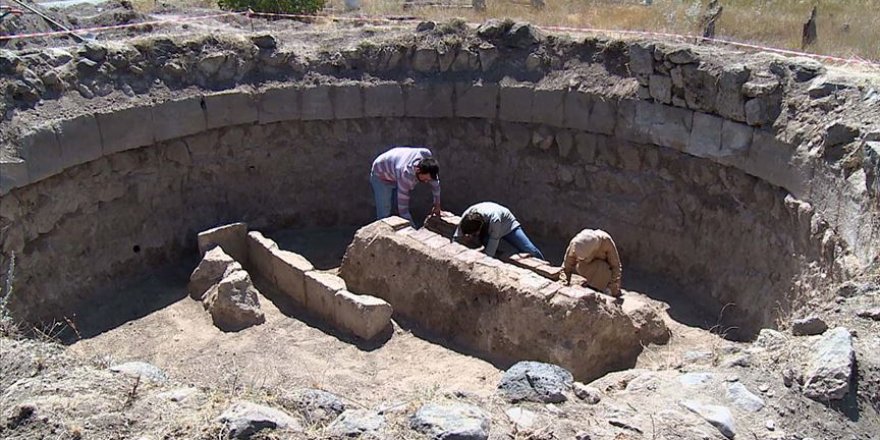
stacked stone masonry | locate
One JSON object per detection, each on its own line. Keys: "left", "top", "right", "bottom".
{"left": 0, "top": 25, "right": 877, "bottom": 339}
{"left": 196, "top": 223, "right": 392, "bottom": 341}
{"left": 340, "top": 219, "right": 644, "bottom": 381}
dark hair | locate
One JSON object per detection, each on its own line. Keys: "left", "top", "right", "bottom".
{"left": 417, "top": 157, "right": 440, "bottom": 180}
{"left": 459, "top": 211, "right": 484, "bottom": 235}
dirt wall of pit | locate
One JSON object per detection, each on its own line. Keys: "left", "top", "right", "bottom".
{"left": 1, "top": 21, "right": 878, "bottom": 335}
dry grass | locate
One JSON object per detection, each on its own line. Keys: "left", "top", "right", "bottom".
{"left": 346, "top": 0, "right": 880, "bottom": 62}
{"left": 131, "top": 1, "right": 879, "bottom": 61}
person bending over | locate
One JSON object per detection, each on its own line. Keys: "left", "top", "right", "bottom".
{"left": 453, "top": 201, "right": 544, "bottom": 260}
{"left": 563, "top": 228, "right": 622, "bottom": 297}
{"left": 370, "top": 146, "right": 442, "bottom": 226}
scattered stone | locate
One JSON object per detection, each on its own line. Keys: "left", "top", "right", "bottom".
{"left": 721, "top": 353, "right": 752, "bottom": 368}
{"left": 505, "top": 407, "right": 536, "bottom": 429}
{"left": 683, "top": 351, "right": 713, "bottom": 364}
{"left": 416, "top": 21, "right": 436, "bottom": 32}
{"left": 725, "top": 382, "right": 765, "bottom": 412}
{"left": 608, "top": 418, "right": 643, "bottom": 434}
{"left": 680, "top": 400, "right": 736, "bottom": 439}
{"left": 758, "top": 383, "right": 770, "bottom": 392}
{"left": 856, "top": 308, "right": 880, "bottom": 321}
{"left": 79, "top": 43, "right": 107, "bottom": 62}
{"left": 803, "top": 327, "right": 855, "bottom": 401}
{"left": 328, "top": 409, "right": 385, "bottom": 437}
{"left": 575, "top": 431, "right": 591, "bottom": 440}
{"left": 678, "top": 372, "right": 714, "bottom": 387}
{"left": 765, "top": 419, "right": 776, "bottom": 431}
{"left": 498, "top": 361, "right": 573, "bottom": 403}
{"left": 824, "top": 122, "right": 860, "bottom": 148}
{"left": 203, "top": 269, "right": 265, "bottom": 332}
{"left": 216, "top": 401, "right": 301, "bottom": 439}
{"left": 189, "top": 247, "right": 243, "bottom": 300}
{"left": 250, "top": 34, "right": 277, "bottom": 50}
{"left": 109, "top": 361, "right": 168, "bottom": 383}
{"left": 666, "top": 48, "right": 697, "bottom": 64}
{"left": 753, "top": 329, "right": 787, "bottom": 350}
{"left": 411, "top": 403, "right": 490, "bottom": 440}
{"left": 791, "top": 316, "right": 829, "bottom": 336}
{"left": 572, "top": 382, "right": 601, "bottom": 404}
{"left": 285, "top": 389, "right": 346, "bottom": 424}
{"left": 156, "top": 387, "right": 200, "bottom": 402}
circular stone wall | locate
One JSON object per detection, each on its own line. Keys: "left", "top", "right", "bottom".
{"left": 1, "top": 21, "right": 878, "bottom": 338}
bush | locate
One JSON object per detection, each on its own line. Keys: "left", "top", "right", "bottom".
{"left": 218, "top": 0, "right": 325, "bottom": 15}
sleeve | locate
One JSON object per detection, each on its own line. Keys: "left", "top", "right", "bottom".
{"left": 562, "top": 242, "right": 577, "bottom": 282}
{"left": 484, "top": 236, "right": 501, "bottom": 257}
{"left": 605, "top": 237, "right": 622, "bottom": 286}
{"left": 430, "top": 180, "right": 441, "bottom": 205}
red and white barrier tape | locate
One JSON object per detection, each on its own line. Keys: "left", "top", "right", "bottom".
{"left": 0, "top": 8, "right": 876, "bottom": 69}
{"left": 0, "top": 11, "right": 245, "bottom": 41}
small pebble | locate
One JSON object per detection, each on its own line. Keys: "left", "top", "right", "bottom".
{"left": 766, "top": 420, "right": 776, "bottom": 431}
{"left": 758, "top": 383, "right": 770, "bottom": 392}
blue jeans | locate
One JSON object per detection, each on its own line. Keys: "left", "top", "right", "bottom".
{"left": 482, "top": 227, "right": 545, "bottom": 260}
{"left": 370, "top": 172, "right": 397, "bottom": 219}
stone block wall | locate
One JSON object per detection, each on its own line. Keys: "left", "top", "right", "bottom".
{"left": 340, "top": 220, "right": 643, "bottom": 381}
{"left": 243, "top": 230, "right": 391, "bottom": 341}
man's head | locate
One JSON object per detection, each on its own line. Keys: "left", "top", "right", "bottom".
{"left": 415, "top": 157, "right": 439, "bottom": 183}
{"left": 459, "top": 211, "right": 485, "bottom": 236}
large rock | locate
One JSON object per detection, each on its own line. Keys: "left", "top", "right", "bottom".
{"left": 328, "top": 409, "right": 385, "bottom": 437}
{"left": 803, "top": 327, "right": 855, "bottom": 401}
{"left": 498, "top": 361, "right": 573, "bottom": 403}
{"left": 791, "top": 315, "right": 828, "bottom": 336}
{"left": 203, "top": 270, "right": 265, "bottom": 332}
{"left": 679, "top": 400, "right": 736, "bottom": 439}
{"left": 340, "top": 220, "right": 643, "bottom": 381}
{"left": 410, "top": 403, "right": 491, "bottom": 440}
{"left": 284, "top": 389, "right": 346, "bottom": 424}
{"left": 725, "top": 382, "right": 765, "bottom": 412}
{"left": 216, "top": 401, "right": 301, "bottom": 439}
{"left": 109, "top": 361, "right": 168, "bottom": 383}
{"left": 188, "top": 247, "right": 242, "bottom": 300}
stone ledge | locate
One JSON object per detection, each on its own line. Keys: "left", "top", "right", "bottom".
{"left": 204, "top": 90, "right": 259, "bottom": 130}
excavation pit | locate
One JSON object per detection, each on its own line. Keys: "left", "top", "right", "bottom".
{"left": 1, "top": 17, "right": 878, "bottom": 383}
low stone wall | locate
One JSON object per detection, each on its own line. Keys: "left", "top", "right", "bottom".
{"left": 340, "top": 218, "right": 644, "bottom": 381}
{"left": 196, "top": 223, "right": 392, "bottom": 340}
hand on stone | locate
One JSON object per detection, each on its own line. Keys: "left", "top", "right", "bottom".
{"left": 430, "top": 204, "right": 442, "bottom": 217}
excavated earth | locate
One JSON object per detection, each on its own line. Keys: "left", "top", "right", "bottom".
{"left": 1, "top": 7, "right": 880, "bottom": 440}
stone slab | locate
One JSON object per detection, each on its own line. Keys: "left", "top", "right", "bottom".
{"left": 247, "top": 231, "right": 279, "bottom": 283}
{"left": 204, "top": 90, "right": 259, "bottom": 129}
{"left": 153, "top": 96, "right": 207, "bottom": 142}
{"left": 0, "top": 158, "right": 28, "bottom": 195}
{"left": 332, "top": 83, "right": 364, "bottom": 120}
{"left": 405, "top": 83, "right": 454, "bottom": 118}
{"left": 363, "top": 83, "right": 404, "bottom": 117}
{"left": 258, "top": 85, "right": 301, "bottom": 124}
{"left": 20, "top": 124, "right": 64, "bottom": 182}
{"left": 455, "top": 82, "right": 498, "bottom": 119}
{"left": 97, "top": 105, "right": 155, "bottom": 155}
{"left": 304, "top": 271, "right": 347, "bottom": 319}
{"left": 271, "top": 248, "right": 314, "bottom": 305}
{"left": 301, "top": 85, "right": 334, "bottom": 121}
{"left": 685, "top": 112, "right": 723, "bottom": 159}
{"left": 56, "top": 114, "right": 102, "bottom": 168}
{"left": 198, "top": 222, "right": 249, "bottom": 264}
{"left": 532, "top": 88, "right": 565, "bottom": 126}
{"left": 332, "top": 290, "right": 392, "bottom": 340}
{"left": 499, "top": 85, "right": 534, "bottom": 123}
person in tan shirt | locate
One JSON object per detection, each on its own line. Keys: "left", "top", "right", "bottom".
{"left": 562, "top": 229, "right": 622, "bottom": 297}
